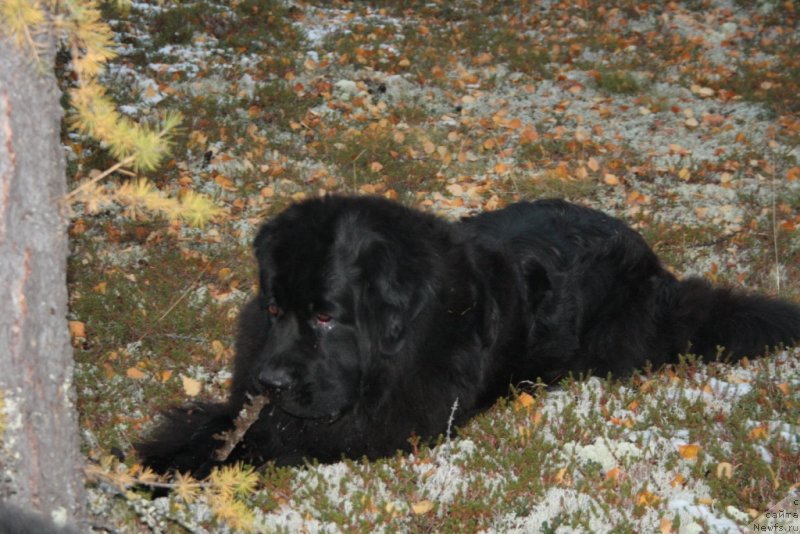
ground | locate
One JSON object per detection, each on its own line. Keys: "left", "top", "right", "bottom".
{"left": 64, "top": 1, "right": 800, "bottom": 532}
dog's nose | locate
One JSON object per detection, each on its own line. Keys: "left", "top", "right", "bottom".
{"left": 258, "top": 367, "right": 293, "bottom": 391}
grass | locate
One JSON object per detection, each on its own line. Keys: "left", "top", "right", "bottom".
{"left": 60, "top": 0, "right": 800, "bottom": 531}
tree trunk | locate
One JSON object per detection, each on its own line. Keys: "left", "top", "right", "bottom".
{"left": 0, "top": 29, "right": 85, "bottom": 526}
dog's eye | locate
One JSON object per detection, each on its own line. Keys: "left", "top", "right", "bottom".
{"left": 267, "top": 303, "right": 280, "bottom": 317}
{"left": 315, "top": 313, "right": 332, "bottom": 324}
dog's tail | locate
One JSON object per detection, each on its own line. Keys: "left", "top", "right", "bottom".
{"left": 135, "top": 401, "right": 236, "bottom": 478}
{"left": 673, "top": 278, "right": 800, "bottom": 360}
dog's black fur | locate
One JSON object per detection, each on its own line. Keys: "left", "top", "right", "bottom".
{"left": 137, "top": 196, "right": 800, "bottom": 477}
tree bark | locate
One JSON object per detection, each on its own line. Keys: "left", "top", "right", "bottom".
{"left": 0, "top": 29, "right": 85, "bottom": 527}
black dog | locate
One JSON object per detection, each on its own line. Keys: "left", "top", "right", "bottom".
{"left": 137, "top": 196, "right": 800, "bottom": 477}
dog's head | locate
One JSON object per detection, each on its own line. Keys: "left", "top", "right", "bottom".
{"left": 248, "top": 196, "right": 439, "bottom": 420}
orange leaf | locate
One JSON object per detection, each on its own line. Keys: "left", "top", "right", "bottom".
{"left": 370, "top": 161, "right": 384, "bottom": 172}
{"left": 604, "top": 173, "right": 619, "bottom": 185}
{"left": 519, "top": 128, "right": 539, "bottom": 144}
{"left": 787, "top": 167, "right": 800, "bottom": 181}
{"left": 126, "top": 367, "right": 146, "bottom": 380}
{"left": 677, "top": 443, "right": 701, "bottom": 460}
{"left": 514, "top": 392, "right": 535, "bottom": 410}
{"left": 494, "top": 162, "right": 509, "bottom": 174}
{"left": 69, "top": 321, "right": 86, "bottom": 339}
{"left": 606, "top": 467, "right": 622, "bottom": 482}
{"left": 587, "top": 157, "right": 600, "bottom": 172}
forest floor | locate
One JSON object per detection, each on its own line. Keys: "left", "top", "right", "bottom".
{"left": 64, "top": 1, "right": 800, "bottom": 532}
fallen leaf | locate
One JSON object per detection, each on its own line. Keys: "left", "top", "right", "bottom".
{"left": 587, "top": 157, "right": 600, "bottom": 172}
{"left": 126, "top": 367, "right": 147, "bottom": 380}
{"left": 182, "top": 375, "right": 203, "bottom": 397}
{"left": 514, "top": 392, "right": 535, "bottom": 410}
{"left": 412, "top": 500, "right": 433, "bottom": 515}
{"left": 748, "top": 424, "right": 768, "bottom": 440}
{"left": 69, "top": 321, "right": 86, "bottom": 339}
{"left": 606, "top": 467, "right": 622, "bottom": 482}
{"left": 574, "top": 127, "right": 590, "bottom": 142}
{"left": 677, "top": 443, "right": 701, "bottom": 460}
{"left": 604, "top": 173, "right": 619, "bottom": 185}
{"left": 519, "top": 128, "right": 539, "bottom": 144}
{"left": 636, "top": 490, "right": 660, "bottom": 507}
{"left": 716, "top": 462, "right": 733, "bottom": 478}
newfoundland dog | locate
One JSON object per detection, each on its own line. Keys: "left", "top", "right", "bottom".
{"left": 138, "top": 196, "right": 800, "bottom": 477}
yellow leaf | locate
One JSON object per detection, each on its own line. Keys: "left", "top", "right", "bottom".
{"left": 678, "top": 168, "right": 691, "bottom": 181}
{"left": 660, "top": 517, "right": 673, "bottom": 534}
{"left": 126, "top": 367, "right": 146, "bottom": 380}
{"left": 412, "top": 500, "right": 433, "bottom": 515}
{"left": 182, "top": 375, "right": 202, "bottom": 397}
{"left": 670, "top": 474, "right": 685, "bottom": 487}
{"left": 677, "top": 443, "right": 701, "bottom": 460}
{"left": 716, "top": 462, "right": 733, "bottom": 479}
{"left": 93, "top": 282, "right": 107, "bottom": 294}
{"left": 636, "top": 490, "right": 660, "bottom": 507}
{"left": 748, "top": 424, "right": 768, "bottom": 441}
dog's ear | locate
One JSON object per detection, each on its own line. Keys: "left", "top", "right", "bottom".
{"left": 360, "top": 241, "right": 432, "bottom": 356}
